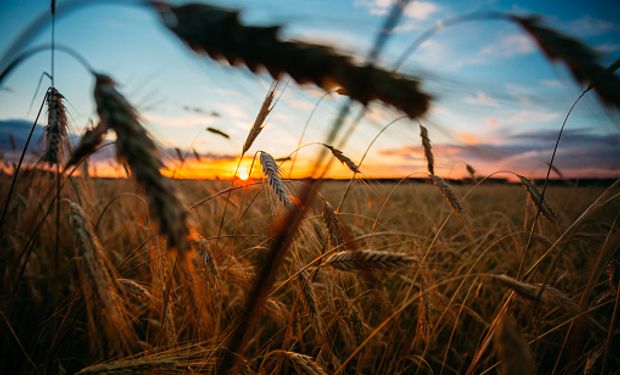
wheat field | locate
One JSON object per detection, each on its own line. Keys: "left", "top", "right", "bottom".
{"left": 1, "top": 1, "right": 619, "bottom": 374}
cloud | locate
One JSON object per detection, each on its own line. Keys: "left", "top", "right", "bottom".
{"left": 458, "top": 34, "right": 535, "bottom": 66}
{"left": 356, "top": 0, "right": 439, "bottom": 20}
{"left": 569, "top": 16, "right": 618, "bottom": 37}
{"left": 463, "top": 91, "right": 499, "bottom": 107}
{"left": 377, "top": 128, "right": 620, "bottom": 175}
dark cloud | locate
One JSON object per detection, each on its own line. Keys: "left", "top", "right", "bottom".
{"left": 378, "top": 128, "right": 620, "bottom": 173}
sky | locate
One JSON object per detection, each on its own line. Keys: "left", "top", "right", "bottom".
{"left": 0, "top": 0, "right": 619, "bottom": 180}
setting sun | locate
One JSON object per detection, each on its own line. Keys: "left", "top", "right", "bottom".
{"left": 238, "top": 168, "right": 250, "bottom": 181}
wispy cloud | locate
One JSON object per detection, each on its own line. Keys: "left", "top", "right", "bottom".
{"left": 458, "top": 33, "right": 535, "bottom": 67}
{"left": 356, "top": 0, "right": 439, "bottom": 20}
{"left": 568, "top": 16, "right": 618, "bottom": 37}
{"left": 463, "top": 91, "right": 499, "bottom": 107}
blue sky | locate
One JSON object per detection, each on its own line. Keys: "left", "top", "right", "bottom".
{"left": 0, "top": 0, "right": 619, "bottom": 179}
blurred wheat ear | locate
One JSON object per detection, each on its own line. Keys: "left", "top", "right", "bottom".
{"left": 151, "top": 1, "right": 432, "bottom": 119}
{"left": 512, "top": 15, "right": 620, "bottom": 109}
{"left": 92, "top": 73, "right": 192, "bottom": 255}
{"left": 495, "top": 314, "right": 536, "bottom": 375}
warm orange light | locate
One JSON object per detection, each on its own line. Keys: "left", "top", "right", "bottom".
{"left": 238, "top": 167, "right": 250, "bottom": 181}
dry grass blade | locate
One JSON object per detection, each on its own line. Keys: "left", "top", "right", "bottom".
{"left": 243, "top": 85, "right": 276, "bottom": 155}
{"left": 322, "top": 144, "right": 360, "bottom": 173}
{"left": 512, "top": 15, "right": 620, "bottom": 109}
{"left": 325, "top": 250, "right": 414, "bottom": 271}
{"left": 519, "top": 175, "right": 558, "bottom": 222}
{"left": 431, "top": 175, "right": 462, "bottom": 213}
{"left": 419, "top": 124, "right": 434, "bottom": 176}
{"left": 66, "top": 121, "right": 108, "bottom": 167}
{"left": 153, "top": 2, "right": 431, "bottom": 119}
{"left": 259, "top": 151, "right": 291, "bottom": 206}
{"left": 206, "top": 126, "right": 230, "bottom": 139}
{"left": 94, "top": 74, "right": 192, "bottom": 255}
{"left": 42, "top": 86, "right": 69, "bottom": 165}
{"left": 494, "top": 314, "right": 536, "bottom": 375}
{"left": 495, "top": 274, "right": 579, "bottom": 313}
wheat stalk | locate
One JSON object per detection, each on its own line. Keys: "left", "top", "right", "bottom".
{"left": 325, "top": 250, "right": 414, "bottom": 271}
{"left": 93, "top": 73, "right": 192, "bottom": 254}
{"left": 419, "top": 124, "right": 434, "bottom": 176}
{"left": 152, "top": 2, "right": 431, "bottom": 119}
{"left": 494, "top": 314, "right": 536, "bottom": 375}
{"left": 259, "top": 151, "right": 290, "bottom": 206}
{"left": 495, "top": 274, "right": 579, "bottom": 313}
{"left": 322, "top": 144, "right": 360, "bottom": 173}
{"left": 271, "top": 351, "right": 329, "bottom": 375}
{"left": 519, "top": 175, "right": 558, "bottom": 222}
{"left": 432, "top": 175, "right": 462, "bottom": 213}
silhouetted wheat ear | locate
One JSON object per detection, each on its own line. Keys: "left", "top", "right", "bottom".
{"left": 67, "top": 121, "right": 108, "bottom": 167}
{"left": 495, "top": 274, "right": 579, "bottom": 314}
{"left": 206, "top": 126, "right": 230, "bottom": 139}
{"left": 419, "top": 124, "right": 434, "bottom": 176}
{"left": 546, "top": 162, "right": 564, "bottom": 179}
{"left": 325, "top": 250, "right": 414, "bottom": 271}
{"left": 191, "top": 148, "right": 201, "bottom": 162}
{"left": 174, "top": 147, "right": 185, "bottom": 162}
{"left": 431, "top": 176, "right": 462, "bottom": 213}
{"left": 153, "top": 2, "right": 431, "bottom": 119}
{"left": 512, "top": 15, "right": 620, "bottom": 109}
{"left": 243, "top": 85, "right": 275, "bottom": 154}
{"left": 519, "top": 175, "right": 558, "bottom": 222}
{"left": 495, "top": 314, "right": 536, "bottom": 375}
{"left": 259, "top": 151, "right": 291, "bottom": 206}
{"left": 42, "top": 86, "right": 69, "bottom": 165}
{"left": 94, "top": 73, "right": 191, "bottom": 254}
{"left": 322, "top": 144, "right": 360, "bottom": 173}
{"left": 466, "top": 164, "right": 476, "bottom": 179}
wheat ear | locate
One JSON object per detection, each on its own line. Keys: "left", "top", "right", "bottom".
{"left": 519, "top": 175, "right": 558, "bottom": 222}
{"left": 259, "top": 151, "right": 291, "bottom": 206}
{"left": 325, "top": 250, "right": 414, "bottom": 271}
{"left": 94, "top": 74, "right": 191, "bottom": 254}
{"left": 42, "top": 86, "right": 69, "bottom": 165}
{"left": 495, "top": 274, "right": 578, "bottom": 313}
{"left": 322, "top": 144, "right": 360, "bottom": 173}
{"left": 152, "top": 2, "right": 431, "bottom": 119}
{"left": 419, "top": 124, "right": 434, "bottom": 176}
{"left": 432, "top": 175, "right": 462, "bottom": 213}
